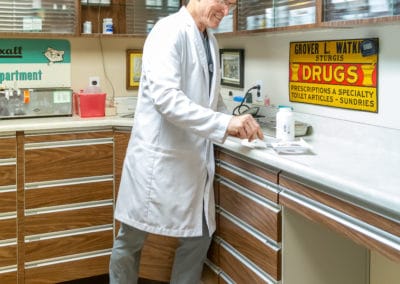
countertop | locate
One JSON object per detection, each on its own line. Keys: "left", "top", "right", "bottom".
{"left": 1, "top": 114, "right": 399, "bottom": 223}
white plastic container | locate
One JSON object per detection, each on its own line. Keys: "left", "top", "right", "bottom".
{"left": 103, "top": 18, "right": 113, "bottom": 34}
{"left": 83, "top": 21, "right": 92, "bottom": 34}
{"left": 276, "top": 105, "right": 295, "bottom": 141}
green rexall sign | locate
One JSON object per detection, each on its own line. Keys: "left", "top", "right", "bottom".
{"left": 0, "top": 39, "right": 70, "bottom": 64}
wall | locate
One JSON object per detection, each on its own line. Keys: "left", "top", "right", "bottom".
{"left": 69, "top": 37, "right": 144, "bottom": 100}
{"left": 69, "top": 23, "right": 400, "bottom": 130}
{"left": 217, "top": 23, "right": 400, "bottom": 130}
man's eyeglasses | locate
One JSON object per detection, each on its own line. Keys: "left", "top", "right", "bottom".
{"left": 218, "top": 0, "right": 237, "bottom": 13}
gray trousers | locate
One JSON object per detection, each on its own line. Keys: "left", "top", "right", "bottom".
{"left": 109, "top": 216, "right": 212, "bottom": 284}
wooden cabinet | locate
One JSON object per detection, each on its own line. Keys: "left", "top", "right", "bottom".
{"left": 0, "top": 134, "right": 17, "bottom": 284}
{"left": 22, "top": 129, "right": 114, "bottom": 284}
{"left": 0, "top": 0, "right": 78, "bottom": 35}
{"left": 113, "top": 128, "right": 179, "bottom": 283}
{"left": 211, "top": 146, "right": 281, "bottom": 283}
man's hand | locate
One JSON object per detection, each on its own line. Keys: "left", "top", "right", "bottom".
{"left": 227, "top": 114, "right": 264, "bottom": 141}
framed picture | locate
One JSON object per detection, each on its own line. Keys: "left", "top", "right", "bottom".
{"left": 126, "top": 49, "right": 143, "bottom": 90}
{"left": 220, "top": 49, "right": 244, "bottom": 88}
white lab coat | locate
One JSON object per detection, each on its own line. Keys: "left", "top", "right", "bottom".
{"left": 115, "top": 7, "right": 232, "bottom": 237}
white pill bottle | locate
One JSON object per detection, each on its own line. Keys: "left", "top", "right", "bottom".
{"left": 276, "top": 105, "right": 294, "bottom": 141}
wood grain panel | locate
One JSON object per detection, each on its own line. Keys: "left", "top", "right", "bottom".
{"left": 24, "top": 131, "right": 113, "bottom": 143}
{"left": 220, "top": 244, "right": 271, "bottom": 284}
{"left": 25, "top": 143, "right": 113, "bottom": 183}
{"left": 24, "top": 254, "right": 110, "bottom": 284}
{"left": 207, "top": 239, "right": 219, "bottom": 266}
{"left": 114, "top": 130, "right": 130, "bottom": 199}
{"left": 0, "top": 165, "right": 16, "bottom": 187}
{"left": 0, "top": 271, "right": 17, "bottom": 284}
{"left": 25, "top": 205, "right": 113, "bottom": 236}
{"left": 0, "top": 137, "right": 16, "bottom": 159}
{"left": 0, "top": 244, "right": 17, "bottom": 267}
{"left": 280, "top": 192, "right": 400, "bottom": 262}
{"left": 0, "top": 218, "right": 16, "bottom": 240}
{"left": 219, "top": 182, "right": 281, "bottom": 242}
{"left": 25, "top": 180, "right": 113, "bottom": 209}
{"left": 201, "top": 264, "right": 219, "bottom": 284}
{"left": 279, "top": 175, "right": 400, "bottom": 238}
{"left": 0, "top": 190, "right": 16, "bottom": 213}
{"left": 139, "top": 234, "right": 179, "bottom": 282}
{"left": 25, "top": 230, "right": 113, "bottom": 262}
{"left": 218, "top": 213, "right": 281, "bottom": 280}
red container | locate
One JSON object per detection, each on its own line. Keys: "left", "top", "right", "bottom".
{"left": 74, "top": 93, "right": 106, "bottom": 117}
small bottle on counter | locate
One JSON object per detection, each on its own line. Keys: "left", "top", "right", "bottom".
{"left": 276, "top": 105, "right": 294, "bottom": 141}
{"left": 103, "top": 18, "right": 113, "bottom": 34}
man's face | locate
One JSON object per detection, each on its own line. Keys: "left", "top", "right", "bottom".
{"left": 200, "top": 0, "right": 236, "bottom": 29}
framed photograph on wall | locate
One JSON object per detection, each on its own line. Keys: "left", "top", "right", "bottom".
{"left": 220, "top": 49, "right": 244, "bottom": 88}
{"left": 126, "top": 49, "right": 143, "bottom": 90}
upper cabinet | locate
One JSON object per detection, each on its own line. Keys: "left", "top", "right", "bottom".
{"left": 80, "top": 0, "right": 181, "bottom": 36}
{"left": 216, "top": 0, "right": 400, "bottom": 35}
{"left": 1, "top": 0, "right": 399, "bottom": 37}
{"left": 0, "top": 0, "right": 77, "bottom": 35}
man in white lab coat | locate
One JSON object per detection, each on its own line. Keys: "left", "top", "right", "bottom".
{"left": 110, "top": 0, "right": 263, "bottom": 283}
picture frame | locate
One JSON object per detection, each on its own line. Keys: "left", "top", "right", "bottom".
{"left": 220, "top": 48, "right": 244, "bottom": 88}
{"left": 126, "top": 49, "right": 143, "bottom": 90}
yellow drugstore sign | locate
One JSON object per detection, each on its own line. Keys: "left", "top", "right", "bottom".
{"left": 289, "top": 39, "right": 378, "bottom": 112}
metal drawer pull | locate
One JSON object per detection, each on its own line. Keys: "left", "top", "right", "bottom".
{"left": 25, "top": 137, "right": 113, "bottom": 150}
{"left": 281, "top": 188, "right": 400, "bottom": 252}
{"left": 25, "top": 224, "right": 113, "bottom": 242}
{"left": 25, "top": 249, "right": 111, "bottom": 268}
{"left": 0, "top": 185, "right": 17, "bottom": 193}
{"left": 24, "top": 200, "right": 113, "bottom": 216}
{"left": 0, "top": 265, "right": 17, "bottom": 274}
{"left": 0, "top": 158, "right": 16, "bottom": 165}
{"left": 25, "top": 175, "right": 113, "bottom": 190}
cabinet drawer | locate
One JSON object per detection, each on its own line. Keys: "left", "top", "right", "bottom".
{"left": 0, "top": 165, "right": 16, "bottom": 187}
{"left": 218, "top": 212, "right": 281, "bottom": 280}
{"left": 0, "top": 243, "right": 17, "bottom": 267}
{"left": 25, "top": 180, "right": 113, "bottom": 209}
{"left": 219, "top": 241, "right": 275, "bottom": 284}
{"left": 25, "top": 143, "right": 113, "bottom": 183}
{"left": 25, "top": 204, "right": 113, "bottom": 236}
{"left": 219, "top": 180, "right": 281, "bottom": 242}
{"left": 217, "top": 149, "right": 279, "bottom": 200}
{"left": 0, "top": 218, "right": 16, "bottom": 240}
{"left": 0, "top": 270, "right": 17, "bottom": 284}
{"left": 0, "top": 190, "right": 16, "bottom": 214}
{"left": 25, "top": 229, "right": 113, "bottom": 263}
{"left": 25, "top": 253, "right": 110, "bottom": 284}
{"left": 0, "top": 137, "right": 16, "bottom": 159}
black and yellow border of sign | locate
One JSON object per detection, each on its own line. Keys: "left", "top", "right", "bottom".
{"left": 289, "top": 38, "right": 379, "bottom": 113}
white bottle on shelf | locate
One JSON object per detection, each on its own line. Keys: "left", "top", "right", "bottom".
{"left": 103, "top": 18, "right": 113, "bottom": 34}
{"left": 276, "top": 105, "right": 294, "bottom": 141}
